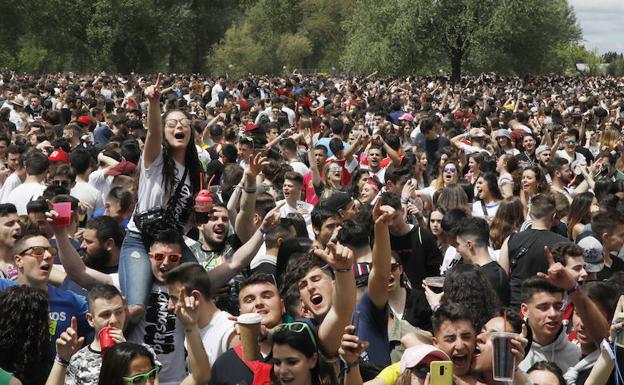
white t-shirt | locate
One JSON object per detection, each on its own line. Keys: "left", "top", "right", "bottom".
{"left": 556, "top": 149, "right": 585, "bottom": 165}
{"left": 88, "top": 169, "right": 113, "bottom": 204}
{"left": 71, "top": 181, "right": 104, "bottom": 216}
{"left": 289, "top": 161, "right": 309, "bottom": 177}
{"left": 472, "top": 200, "right": 500, "bottom": 221}
{"left": 6, "top": 181, "right": 46, "bottom": 214}
{"left": 0, "top": 173, "right": 22, "bottom": 204}
{"left": 277, "top": 199, "right": 314, "bottom": 239}
{"left": 128, "top": 284, "right": 186, "bottom": 385}
{"left": 127, "top": 150, "right": 192, "bottom": 233}
{"left": 187, "top": 310, "right": 235, "bottom": 366}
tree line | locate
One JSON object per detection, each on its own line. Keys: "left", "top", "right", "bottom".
{"left": 1, "top": 0, "right": 610, "bottom": 79}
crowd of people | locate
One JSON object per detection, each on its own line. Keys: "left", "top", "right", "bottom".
{"left": 1, "top": 70, "right": 624, "bottom": 385}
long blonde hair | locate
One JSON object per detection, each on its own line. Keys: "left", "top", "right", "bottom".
{"left": 599, "top": 126, "right": 620, "bottom": 151}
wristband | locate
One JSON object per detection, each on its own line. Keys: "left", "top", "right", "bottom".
{"left": 236, "top": 183, "right": 243, "bottom": 189}
{"left": 334, "top": 267, "right": 352, "bottom": 273}
{"left": 346, "top": 361, "right": 359, "bottom": 372}
{"left": 400, "top": 197, "right": 409, "bottom": 204}
{"left": 55, "top": 354, "right": 70, "bottom": 367}
{"left": 259, "top": 227, "right": 271, "bottom": 235}
{"left": 566, "top": 282, "right": 580, "bottom": 296}
{"left": 244, "top": 187, "right": 257, "bottom": 194}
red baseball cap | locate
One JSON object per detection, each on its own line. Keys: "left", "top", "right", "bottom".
{"left": 49, "top": 150, "right": 69, "bottom": 163}
{"left": 77, "top": 116, "right": 92, "bottom": 125}
{"left": 244, "top": 123, "right": 257, "bottom": 132}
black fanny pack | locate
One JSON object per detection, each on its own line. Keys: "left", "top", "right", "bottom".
{"left": 134, "top": 167, "right": 190, "bottom": 237}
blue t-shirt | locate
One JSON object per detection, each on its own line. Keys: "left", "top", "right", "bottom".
{"left": 0, "top": 279, "right": 92, "bottom": 357}
{"left": 355, "top": 291, "right": 391, "bottom": 367}
{"left": 315, "top": 138, "right": 350, "bottom": 158}
{"left": 92, "top": 207, "right": 129, "bottom": 228}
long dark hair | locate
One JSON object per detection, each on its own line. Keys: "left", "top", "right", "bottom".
{"left": 98, "top": 342, "right": 156, "bottom": 385}
{"left": 566, "top": 192, "right": 594, "bottom": 240}
{"left": 271, "top": 327, "right": 338, "bottom": 385}
{"left": 161, "top": 110, "right": 201, "bottom": 198}
{"left": 0, "top": 286, "right": 51, "bottom": 385}
{"left": 479, "top": 172, "right": 503, "bottom": 201}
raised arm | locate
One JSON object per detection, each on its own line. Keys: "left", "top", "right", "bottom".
{"left": 234, "top": 152, "right": 267, "bottom": 243}
{"left": 368, "top": 202, "right": 392, "bottom": 308}
{"left": 210, "top": 203, "right": 282, "bottom": 289}
{"left": 53, "top": 225, "right": 113, "bottom": 288}
{"left": 46, "top": 317, "right": 84, "bottom": 385}
{"left": 314, "top": 242, "right": 356, "bottom": 356}
{"left": 143, "top": 74, "right": 163, "bottom": 168}
{"left": 175, "top": 288, "right": 212, "bottom": 385}
{"left": 308, "top": 142, "right": 322, "bottom": 187}
{"left": 538, "top": 246, "right": 610, "bottom": 344}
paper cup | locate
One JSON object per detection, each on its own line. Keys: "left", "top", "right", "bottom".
{"left": 237, "top": 313, "right": 262, "bottom": 361}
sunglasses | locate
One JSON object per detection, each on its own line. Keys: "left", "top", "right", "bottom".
{"left": 390, "top": 262, "right": 401, "bottom": 272}
{"left": 410, "top": 365, "right": 430, "bottom": 379}
{"left": 149, "top": 252, "right": 181, "bottom": 262}
{"left": 164, "top": 118, "right": 191, "bottom": 128}
{"left": 443, "top": 167, "right": 457, "bottom": 174}
{"left": 273, "top": 322, "right": 317, "bottom": 349}
{"left": 20, "top": 246, "right": 56, "bottom": 258}
{"left": 565, "top": 139, "right": 576, "bottom": 145}
{"left": 51, "top": 180, "right": 70, "bottom": 188}
{"left": 121, "top": 366, "right": 160, "bottom": 385}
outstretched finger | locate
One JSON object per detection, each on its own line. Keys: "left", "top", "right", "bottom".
{"left": 155, "top": 73, "right": 162, "bottom": 89}
{"left": 70, "top": 316, "right": 78, "bottom": 333}
{"left": 544, "top": 246, "right": 555, "bottom": 267}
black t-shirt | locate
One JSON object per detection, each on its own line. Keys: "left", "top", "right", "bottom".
{"left": 403, "top": 287, "right": 433, "bottom": 332}
{"left": 390, "top": 226, "right": 442, "bottom": 289}
{"left": 597, "top": 256, "right": 624, "bottom": 281}
{"left": 508, "top": 229, "right": 568, "bottom": 308}
{"left": 209, "top": 348, "right": 272, "bottom": 385}
{"left": 480, "top": 261, "right": 510, "bottom": 306}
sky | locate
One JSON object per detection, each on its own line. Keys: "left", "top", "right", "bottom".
{"left": 569, "top": 0, "right": 624, "bottom": 54}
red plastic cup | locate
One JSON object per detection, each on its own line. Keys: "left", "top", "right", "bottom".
{"left": 52, "top": 202, "right": 72, "bottom": 228}
{"left": 99, "top": 327, "right": 116, "bottom": 352}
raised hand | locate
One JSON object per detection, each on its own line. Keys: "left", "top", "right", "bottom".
{"left": 144, "top": 74, "right": 162, "bottom": 103}
{"left": 56, "top": 316, "right": 85, "bottom": 361}
{"left": 422, "top": 281, "right": 443, "bottom": 309}
{"left": 247, "top": 152, "right": 269, "bottom": 178}
{"left": 338, "top": 325, "right": 369, "bottom": 365}
{"left": 372, "top": 199, "right": 394, "bottom": 225}
{"left": 260, "top": 201, "right": 286, "bottom": 232}
{"left": 536, "top": 246, "right": 576, "bottom": 291}
{"left": 313, "top": 241, "right": 354, "bottom": 271}
{"left": 175, "top": 287, "right": 200, "bottom": 328}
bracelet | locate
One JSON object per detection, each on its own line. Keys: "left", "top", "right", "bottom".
{"left": 259, "top": 227, "right": 271, "bottom": 234}
{"left": 334, "top": 267, "right": 352, "bottom": 273}
{"left": 346, "top": 361, "right": 359, "bottom": 372}
{"left": 567, "top": 282, "right": 580, "bottom": 296}
{"left": 236, "top": 183, "right": 243, "bottom": 189}
{"left": 243, "top": 187, "right": 257, "bottom": 194}
{"left": 55, "top": 354, "right": 70, "bottom": 367}
{"left": 400, "top": 197, "right": 409, "bottom": 204}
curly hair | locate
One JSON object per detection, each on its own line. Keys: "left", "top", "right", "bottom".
{"left": 441, "top": 264, "right": 501, "bottom": 330}
{"left": 0, "top": 285, "right": 52, "bottom": 385}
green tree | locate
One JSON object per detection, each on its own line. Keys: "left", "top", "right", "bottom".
{"left": 276, "top": 33, "right": 313, "bottom": 69}
{"left": 207, "top": 22, "right": 273, "bottom": 76}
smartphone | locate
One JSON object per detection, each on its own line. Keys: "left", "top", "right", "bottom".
{"left": 350, "top": 311, "right": 360, "bottom": 335}
{"left": 430, "top": 361, "right": 453, "bottom": 385}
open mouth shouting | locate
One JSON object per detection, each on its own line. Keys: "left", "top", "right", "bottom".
{"left": 174, "top": 131, "right": 185, "bottom": 140}
{"left": 310, "top": 293, "right": 323, "bottom": 306}
{"left": 451, "top": 353, "right": 470, "bottom": 369}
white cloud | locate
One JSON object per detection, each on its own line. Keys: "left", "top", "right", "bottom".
{"left": 569, "top": 0, "right": 624, "bottom": 54}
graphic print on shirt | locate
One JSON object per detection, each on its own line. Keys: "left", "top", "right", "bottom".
{"left": 144, "top": 290, "right": 176, "bottom": 355}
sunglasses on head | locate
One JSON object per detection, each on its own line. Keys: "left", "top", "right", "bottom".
{"left": 273, "top": 322, "right": 317, "bottom": 349}
{"left": 149, "top": 252, "right": 181, "bottom": 262}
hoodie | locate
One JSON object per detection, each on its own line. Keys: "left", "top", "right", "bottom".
{"left": 519, "top": 328, "right": 581, "bottom": 373}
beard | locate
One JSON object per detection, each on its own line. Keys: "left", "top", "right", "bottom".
{"left": 83, "top": 247, "right": 113, "bottom": 271}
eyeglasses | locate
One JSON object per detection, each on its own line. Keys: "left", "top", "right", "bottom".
{"left": 164, "top": 118, "right": 191, "bottom": 128}
{"left": 149, "top": 252, "right": 181, "bottom": 262}
{"left": 20, "top": 246, "right": 56, "bottom": 258}
{"left": 273, "top": 322, "right": 317, "bottom": 349}
{"left": 121, "top": 366, "right": 160, "bottom": 385}
{"left": 443, "top": 167, "right": 457, "bottom": 174}
{"left": 410, "top": 365, "right": 430, "bottom": 379}
{"left": 390, "top": 262, "right": 401, "bottom": 272}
